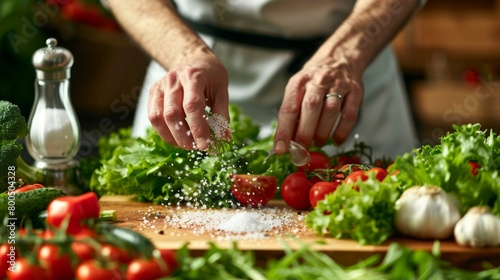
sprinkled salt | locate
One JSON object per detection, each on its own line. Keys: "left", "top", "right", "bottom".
{"left": 207, "top": 113, "right": 230, "bottom": 140}
{"left": 216, "top": 212, "right": 271, "bottom": 233}
{"left": 154, "top": 206, "right": 307, "bottom": 240}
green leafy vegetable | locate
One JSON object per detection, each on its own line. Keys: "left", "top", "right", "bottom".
{"left": 305, "top": 174, "right": 401, "bottom": 245}
{"left": 168, "top": 241, "right": 500, "bottom": 280}
{"left": 0, "top": 100, "right": 44, "bottom": 190}
{"left": 88, "top": 104, "right": 295, "bottom": 207}
{"left": 392, "top": 124, "right": 500, "bottom": 215}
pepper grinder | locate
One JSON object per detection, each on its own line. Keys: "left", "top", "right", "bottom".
{"left": 26, "top": 38, "right": 82, "bottom": 195}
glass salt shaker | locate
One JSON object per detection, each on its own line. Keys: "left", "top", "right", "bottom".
{"left": 27, "top": 38, "right": 82, "bottom": 194}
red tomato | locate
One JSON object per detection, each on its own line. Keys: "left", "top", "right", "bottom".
{"left": 230, "top": 174, "right": 277, "bottom": 207}
{"left": 339, "top": 164, "right": 366, "bottom": 174}
{"left": 6, "top": 258, "right": 51, "bottom": 280}
{"left": 38, "top": 244, "right": 74, "bottom": 280}
{"left": 344, "top": 170, "right": 368, "bottom": 184}
{"left": 332, "top": 172, "right": 345, "bottom": 183}
{"left": 101, "top": 244, "right": 133, "bottom": 264}
{"left": 13, "top": 183, "right": 44, "bottom": 193}
{"left": 157, "top": 249, "right": 179, "bottom": 273}
{"left": 75, "top": 260, "right": 123, "bottom": 280}
{"left": 126, "top": 259, "right": 172, "bottom": 280}
{"left": 344, "top": 171, "right": 368, "bottom": 191}
{"left": 281, "top": 172, "right": 313, "bottom": 210}
{"left": 309, "top": 181, "right": 340, "bottom": 208}
{"left": 367, "top": 167, "right": 388, "bottom": 182}
{"left": 469, "top": 161, "right": 481, "bottom": 176}
{"left": 1, "top": 244, "right": 12, "bottom": 279}
{"left": 297, "top": 151, "right": 332, "bottom": 173}
{"left": 72, "top": 241, "right": 96, "bottom": 264}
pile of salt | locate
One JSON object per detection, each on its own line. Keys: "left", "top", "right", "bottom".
{"left": 216, "top": 212, "right": 271, "bottom": 233}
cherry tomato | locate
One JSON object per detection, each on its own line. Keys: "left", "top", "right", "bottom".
{"left": 332, "top": 172, "right": 345, "bottom": 183}
{"left": 12, "top": 183, "right": 44, "bottom": 193}
{"left": 281, "top": 172, "right": 313, "bottom": 210}
{"left": 157, "top": 249, "right": 178, "bottom": 273}
{"left": 309, "top": 181, "right": 340, "bottom": 208}
{"left": 344, "top": 170, "right": 368, "bottom": 191}
{"left": 6, "top": 258, "right": 51, "bottom": 280}
{"left": 72, "top": 241, "right": 96, "bottom": 265}
{"left": 71, "top": 228, "right": 98, "bottom": 264}
{"left": 38, "top": 244, "right": 74, "bottom": 280}
{"left": 344, "top": 170, "right": 369, "bottom": 184}
{"left": 469, "top": 161, "right": 481, "bottom": 176}
{"left": 1, "top": 243, "right": 13, "bottom": 279}
{"left": 126, "top": 258, "right": 172, "bottom": 280}
{"left": 297, "top": 151, "right": 332, "bottom": 173}
{"left": 75, "top": 260, "right": 123, "bottom": 280}
{"left": 339, "top": 164, "right": 366, "bottom": 174}
{"left": 367, "top": 167, "right": 388, "bottom": 182}
{"left": 230, "top": 174, "right": 277, "bottom": 207}
{"left": 101, "top": 244, "right": 133, "bottom": 264}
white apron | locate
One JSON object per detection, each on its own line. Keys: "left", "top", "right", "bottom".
{"left": 132, "top": 0, "right": 418, "bottom": 158}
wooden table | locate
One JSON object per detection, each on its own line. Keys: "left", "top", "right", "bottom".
{"left": 100, "top": 195, "right": 500, "bottom": 269}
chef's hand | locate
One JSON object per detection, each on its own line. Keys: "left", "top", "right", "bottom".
{"left": 273, "top": 56, "right": 363, "bottom": 154}
{"left": 148, "top": 54, "right": 230, "bottom": 150}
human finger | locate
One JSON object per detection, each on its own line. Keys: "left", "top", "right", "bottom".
{"left": 274, "top": 75, "right": 308, "bottom": 154}
{"left": 162, "top": 72, "right": 198, "bottom": 149}
{"left": 148, "top": 81, "right": 177, "bottom": 146}
{"left": 314, "top": 91, "right": 343, "bottom": 146}
{"left": 331, "top": 84, "right": 363, "bottom": 145}
{"left": 293, "top": 82, "right": 328, "bottom": 147}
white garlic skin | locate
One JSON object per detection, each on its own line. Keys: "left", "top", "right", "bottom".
{"left": 395, "top": 185, "right": 461, "bottom": 239}
{"left": 454, "top": 206, "right": 500, "bottom": 247}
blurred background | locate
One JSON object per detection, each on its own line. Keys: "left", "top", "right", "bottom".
{"left": 1, "top": 0, "right": 499, "bottom": 154}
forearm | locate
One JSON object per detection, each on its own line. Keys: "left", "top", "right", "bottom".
{"left": 308, "top": 0, "right": 421, "bottom": 75}
{"left": 107, "top": 0, "right": 214, "bottom": 69}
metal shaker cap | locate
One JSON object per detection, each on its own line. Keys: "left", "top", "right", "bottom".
{"left": 32, "top": 38, "right": 73, "bottom": 80}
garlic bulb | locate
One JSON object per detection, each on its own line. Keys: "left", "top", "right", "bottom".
{"left": 454, "top": 206, "right": 500, "bottom": 247}
{"left": 395, "top": 185, "right": 461, "bottom": 239}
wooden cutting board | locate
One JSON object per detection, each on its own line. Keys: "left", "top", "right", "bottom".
{"left": 100, "top": 195, "right": 500, "bottom": 269}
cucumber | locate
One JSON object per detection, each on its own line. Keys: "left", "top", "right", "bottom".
{"left": 95, "top": 222, "right": 157, "bottom": 258}
{"left": 0, "top": 187, "right": 66, "bottom": 227}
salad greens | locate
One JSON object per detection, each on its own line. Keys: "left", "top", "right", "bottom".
{"left": 88, "top": 105, "right": 295, "bottom": 207}
{"left": 306, "top": 123, "right": 500, "bottom": 245}
{"left": 166, "top": 241, "right": 500, "bottom": 280}
{"left": 306, "top": 174, "right": 401, "bottom": 245}
{"left": 392, "top": 123, "right": 500, "bottom": 215}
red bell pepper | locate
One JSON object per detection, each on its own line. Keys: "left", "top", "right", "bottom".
{"left": 46, "top": 192, "right": 100, "bottom": 234}
{"left": 13, "top": 183, "right": 44, "bottom": 193}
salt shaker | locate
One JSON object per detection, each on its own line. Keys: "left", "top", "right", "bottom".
{"left": 27, "top": 38, "right": 82, "bottom": 194}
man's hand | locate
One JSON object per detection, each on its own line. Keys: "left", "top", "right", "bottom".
{"left": 148, "top": 54, "right": 230, "bottom": 150}
{"left": 273, "top": 0, "right": 420, "bottom": 154}
{"left": 274, "top": 57, "right": 363, "bottom": 154}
